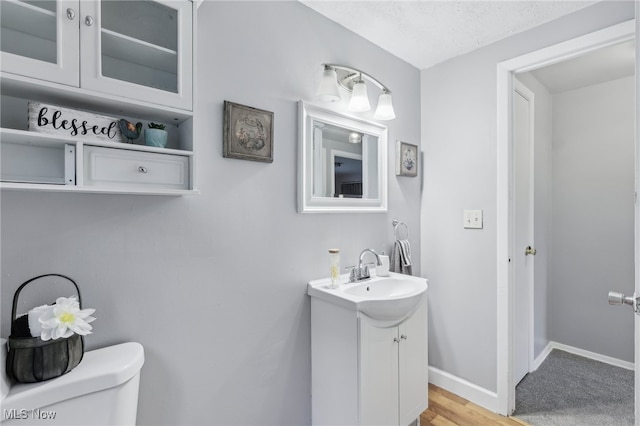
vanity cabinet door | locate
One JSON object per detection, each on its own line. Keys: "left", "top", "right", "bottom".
{"left": 359, "top": 317, "right": 399, "bottom": 426}
{"left": 398, "top": 300, "right": 429, "bottom": 425}
{"left": 80, "top": 0, "right": 193, "bottom": 110}
{"left": 0, "top": 0, "right": 80, "bottom": 86}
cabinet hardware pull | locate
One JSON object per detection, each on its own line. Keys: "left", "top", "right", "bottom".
{"left": 400, "top": 334, "right": 407, "bottom": 340}
{"left": 85, "top": 15, "right": 94, "bottom": 26}
{"left": 393, "top": 337, "right": 400, "bottom": 343}
{"left": 138, "top": 166, "right": 148, "bottom": 174}
{"left": 66, "top": 8, "right": 75, "bottom": 20}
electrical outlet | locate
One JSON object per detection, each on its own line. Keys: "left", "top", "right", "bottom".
{"left": 464, "top": 210, "right": 483, "bottom": 229}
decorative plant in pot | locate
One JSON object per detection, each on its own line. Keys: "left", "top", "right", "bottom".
{"left": 144, "top": 122, "right": 168, "bottom": 148}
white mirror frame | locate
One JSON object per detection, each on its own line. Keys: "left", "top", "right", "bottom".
{"left": 298, "top": 101, "right": 388, "bottom": 213}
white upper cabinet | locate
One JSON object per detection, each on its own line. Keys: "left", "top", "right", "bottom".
{"left": 0, "top": 0, "right": 80, "bottom": 86}
{"left": 80, "top": 0, "right": 192, "bottom": 110}
{"left": 0, "top": 0, "right": 193, "bottom": 110}
{"left": 0, "top": 0, "right": 197, "bottom": 195}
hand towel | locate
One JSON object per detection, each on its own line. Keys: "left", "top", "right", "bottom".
{"left": 11, "top": 305, "right": 54, "bottom": 338}
{"left": 391, "top": 239, "right": 413, "bottom": 275}
{"left": 28, "top": 304, "right": 54, "bottom": 337}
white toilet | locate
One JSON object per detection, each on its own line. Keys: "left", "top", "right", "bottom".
{"left": 1, "top": 340, "right": 144, "bottom": 425}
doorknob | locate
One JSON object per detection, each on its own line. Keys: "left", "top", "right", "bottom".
{"left": 525, "top": 246, "right": 537, "bottom": 256}
{"left": 608, "top": 291, "right": 639, "bottom": 315}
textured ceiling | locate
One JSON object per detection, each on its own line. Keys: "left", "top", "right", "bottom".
{"left": 300, "top": 1, "right": 597, "bottom": 69}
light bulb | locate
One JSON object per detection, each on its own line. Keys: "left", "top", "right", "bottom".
{"left": 374, "top": 91, "right": 396, "bottom": 120}
{"left": 348, "top": 132, "right": 362, "bottom": 144}
{"left": 348, "top": 80, "right": 371, "bottom": 112}
{"left": 316, "top": 66, "right": 340, "bottom": 102}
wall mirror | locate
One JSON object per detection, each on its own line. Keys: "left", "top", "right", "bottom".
{"left": 298, "top": 101, "right": 388, "bottom": 213}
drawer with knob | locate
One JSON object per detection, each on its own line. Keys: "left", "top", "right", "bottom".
{"left": 83, "top": 145, "right": 189, "bottom": 190}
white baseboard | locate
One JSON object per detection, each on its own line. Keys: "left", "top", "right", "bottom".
{"left": 429, "top": 343, "right": 634, "bottom": 414}
{"left": 532, "top": 342, "right": 554, "bottom": 371}
{"left": 429, "top": 342, "right": 633, "bottom": 414}
{"left": 428, "top": 366, "right": 498, "bottom": 412}
{"left": 533, "top": 341, "right": 634, "bottom": 371}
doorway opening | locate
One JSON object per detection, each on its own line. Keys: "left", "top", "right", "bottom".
{"left": 512, "top": 38, "right": 636, "bottom": 424}
{"left": 496, "top": 19, "right": 637, "bottom": 417}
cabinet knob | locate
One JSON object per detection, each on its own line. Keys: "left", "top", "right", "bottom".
{"left": 393, "top": 337, "right": 400, "bottom": 343}
{"left": 66, "top": 8, "right": 76, "bottom": 20}
{"left": 400, "top": 334, "right": 408, "bottom": 340}
{"left": 138, "top": 166, "right": 148, "bottom": 174}
{"left": 85, "top": 15, "right": 94, "bottom": 26}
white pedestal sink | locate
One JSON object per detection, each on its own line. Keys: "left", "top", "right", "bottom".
{"left": 307, "top": 272, "right": 428, "bottom": 323}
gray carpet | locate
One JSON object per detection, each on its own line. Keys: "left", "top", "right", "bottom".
{"left": 514, "top": 349, "right": 634, "bottom": 426}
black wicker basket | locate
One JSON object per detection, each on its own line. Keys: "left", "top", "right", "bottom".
{"left": 6, "top": 274, "right": 85, "bottom": 383}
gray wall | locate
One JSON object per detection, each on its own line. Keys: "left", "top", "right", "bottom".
{"left": 420, "top": 1, "right": 635, "bottom": 393}
{"left": 0, "top": 2, "right": 421, "bottom": 425}
{"left": 549, "top": 76, "right": 635, "bottom": 362}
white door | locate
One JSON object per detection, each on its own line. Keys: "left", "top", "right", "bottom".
{"left": 513, "top": 81, "right": 534, "bottom": 385}
{"left": 635, "top": 10, "right": 639, "bottom": 425}
{"left": 611, "top": 12, "right": 639, "bottom": 424}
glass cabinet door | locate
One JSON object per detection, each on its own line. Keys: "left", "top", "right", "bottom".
{"left": 80, "top": 0, "right": 193, "bottom": 111}
{"left": 0, "top": 0, "right": 80, "bottom": 86}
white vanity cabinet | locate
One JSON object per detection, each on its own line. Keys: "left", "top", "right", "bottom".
{"left": 310, "top": 295, "right": 428, "bottom": 426}
{"left": 0, "top": 0, "right": 197, "bottom": 195}
{"left": 0, "top": 0, "right": 193, "bottom": 110}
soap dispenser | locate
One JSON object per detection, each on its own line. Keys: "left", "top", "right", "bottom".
{"left": 377, "top": 251, "right": 390, "bottom": 277}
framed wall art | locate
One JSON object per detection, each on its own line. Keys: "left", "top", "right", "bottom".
{"left": 396, "top": 140, "right": 418, "bottom": 177}
{"left": 223, "top": 101, "right": 274, "bottom": 163}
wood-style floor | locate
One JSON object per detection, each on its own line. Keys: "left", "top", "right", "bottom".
{"left": 420, "top": 384, "right": 529, "bottom": 426}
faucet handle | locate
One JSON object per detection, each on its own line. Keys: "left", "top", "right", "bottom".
{"left": 345, "top": 266, "right": 357, "bottom": 282}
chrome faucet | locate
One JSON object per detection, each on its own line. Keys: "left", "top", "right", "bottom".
{"left": 348, "top": 249, "right": 382, "bottom": 282}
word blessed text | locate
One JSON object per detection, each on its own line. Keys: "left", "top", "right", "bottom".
{"left": 4, "top": 408, "right": 57, "bottom": 420}
{"left": 36, "top": 106, "right": 118, "bottom": 139}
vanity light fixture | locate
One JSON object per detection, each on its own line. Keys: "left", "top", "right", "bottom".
{"left": 317, "top": 64, "right": 396, "bottom": 120}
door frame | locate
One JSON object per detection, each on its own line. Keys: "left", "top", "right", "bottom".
{"left": 496, "top": 19, "right": 636, "bottom": 415}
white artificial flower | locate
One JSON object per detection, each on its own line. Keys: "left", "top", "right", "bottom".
{"left": 39, "top": 296, "right": 96, "bottom": 341}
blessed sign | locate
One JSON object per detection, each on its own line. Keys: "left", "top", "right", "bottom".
{"left": 28, "top": 102, "right": 125, "bottom": 143}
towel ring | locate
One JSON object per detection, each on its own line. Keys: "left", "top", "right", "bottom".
{"left": 392, "top": 219, "right": 409, "bottom": 240}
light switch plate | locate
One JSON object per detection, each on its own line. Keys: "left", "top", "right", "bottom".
{"left": 464, "top": 210, "right": 483, "bottom": 229}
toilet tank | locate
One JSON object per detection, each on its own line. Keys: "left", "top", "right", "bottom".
{"left": 1, "top": 342, "right": 144, "bottom": 426}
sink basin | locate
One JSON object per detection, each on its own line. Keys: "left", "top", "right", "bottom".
{"left": 307, "top": 273, "right": 428, "bottom": 322}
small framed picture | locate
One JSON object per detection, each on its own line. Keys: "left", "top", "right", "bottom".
{"left": 396, "top": 141, "right": 418, "bottom": 177}
{"left": 223, "top": 101, "right": 274, "bottom": 163}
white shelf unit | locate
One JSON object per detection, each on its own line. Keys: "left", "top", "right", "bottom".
{"left": 0, "top": 76, "right": 196, "bottom": 195}
{"left": 0, "top": 0, "right": 197, "bottom": 195}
